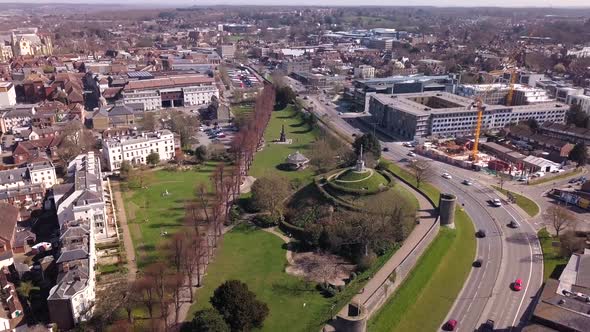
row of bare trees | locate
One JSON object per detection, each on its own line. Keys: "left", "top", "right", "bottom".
{"left": 102, "top": 84, "right": 278, "bottom": 331}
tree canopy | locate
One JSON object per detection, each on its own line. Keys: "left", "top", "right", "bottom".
{"left": 188, "top": 309, "right": 230, "bottom": 332}
{"left": 210, "top": 280, "right": 269, "bottom": 331}
{"left": 353, "top": 133, "right": 381, "bottom": 159}
{"left": 569, "top": 142, "right": 588, "bottom": 167}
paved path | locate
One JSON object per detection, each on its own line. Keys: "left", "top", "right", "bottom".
{"left": 262, "top": 227, "right": 295, "bottom": 265}
{"left": 112, "top": 182, "right": 138, "bottom": 282}
{"left": 337, "top": 180, "right": 438, "bottom": 316}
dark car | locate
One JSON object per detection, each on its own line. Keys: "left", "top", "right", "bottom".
{"left": 383, "top": 147, "right": 390, "bottom": 152}
{"left": 473, "top": 258, "right": 483, "bottom": 267}
{"left": 476, "top": 229, "right": 486, "bottom": 238}
{"left": 482, "top": 319, "right": 495, "bottom": 332}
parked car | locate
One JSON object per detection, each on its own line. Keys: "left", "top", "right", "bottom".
{"left": 492, "top": 199, "right": 502, "bottom": 207}
{"left": 443, "top": 319, "right": 458, "bottom": 331}
{"left": 442, "top": 173, "right": 452, "bottom": 179}
{"left": 482, "top": 319, "right": 495, "bottom": 332}
{"left": 476, "top": 229, "right": 486, "bottom": 238}
{"left": 513, "top": 278, "right": 523, "bottom": 291}
{"left": 508, "top": 220, "right": 520, "bottom": 228}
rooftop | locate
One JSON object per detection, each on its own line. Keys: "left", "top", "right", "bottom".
{"left": 372, "top": 91, "right": 568, "bottom": 117}
{"left": 124, "top": 75, "right": 214, "bottom": 91}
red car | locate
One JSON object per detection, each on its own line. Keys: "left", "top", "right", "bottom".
{"left": 444, "top": 319, "right": 458, "bottom": 331}
{"left": 513, "top": 278, "right": 523, "bottom": 291}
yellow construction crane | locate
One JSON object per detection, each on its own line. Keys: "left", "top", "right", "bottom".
{"left": 505, "top": 67, "right": 517, "bottom": 106}
{"left": 471, "top": 97, "right": 485, "bottom": 161}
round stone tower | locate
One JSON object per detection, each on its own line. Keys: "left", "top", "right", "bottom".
{"left": 439, "top": 193, "right": 457, "bottom": 227}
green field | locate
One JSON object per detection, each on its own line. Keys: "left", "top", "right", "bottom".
{"left": 538, "top": 228, "right": 568, "bottom": 281}
{"left": 249, "top": 105, "right": 317, "bottom": 184}
{"left": 123, "top": 164, "right": 217, "bottom": 268}
{"left": 369, "top": 209, "right": 476, "bottom": 332}
{"left": 381, "top": 160, "right": 441, "bottom": 206}
{"left": 491, "top": 185, "right": 540, "bottom": 217}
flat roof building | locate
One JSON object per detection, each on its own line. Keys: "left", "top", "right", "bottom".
{"left": 368, "top": 91, "right": 568, "bottom": 140}
{"left": 526, "top": 249, "right": 590, "bottom": 332}
{"left": 122, "top": 75, "right": 218, "bottom": 110}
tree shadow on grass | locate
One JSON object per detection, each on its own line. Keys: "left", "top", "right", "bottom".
{"left": 276, "top": 163, "right": 296, "bottom": 172}
{"left": 292, "top": 128, "right": 313, "bottom": 134}
{"left": 148, "top": 222, "right": 182, "bottom": 229}
{"left": 289, "top": 121, "right": 307, "bottom": 128}
{"left": 271, "top": 281, "right": 316, "bottom": 296}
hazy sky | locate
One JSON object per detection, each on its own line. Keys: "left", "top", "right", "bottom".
{"left": 1, "top": 0, "right": 589, "bottom": 7}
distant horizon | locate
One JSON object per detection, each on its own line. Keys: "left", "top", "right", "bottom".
{"left": 1, "top": 1, "right": 590, "bottom": 9}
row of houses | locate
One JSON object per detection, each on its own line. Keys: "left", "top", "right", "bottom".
{"left": 48, "top": 152, "right": 106, "bottom": 329}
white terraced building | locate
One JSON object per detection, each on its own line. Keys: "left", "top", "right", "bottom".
{"left": 48, "top": 152, "right": 106, "bottom": 330}
{"left": 101, "top": 130, "right": 175, "bottom": 170}
{"left": 122, "top": 75, "right": 219, "bottom": 110}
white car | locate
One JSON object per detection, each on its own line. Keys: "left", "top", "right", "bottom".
{"left": 462, "top": 179, "right": 473, "bottom": 186}
{"left": 442, "top": 173, "right": 452, "bottom": 179}
{"left": 408, "top": 152, "right": 416, "bottom": 157}
{"left": 492, "top": 199, "right": 502, "bottom": 207}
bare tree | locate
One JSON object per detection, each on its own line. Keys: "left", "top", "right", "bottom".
{"left": 137, "top": 276, "right": 156, "bottom": 319}
{"left": 167, "top": 273, "right": 184, "bottom": 326}
{"left": 123, "top": 281, "right": 141, "bottom": 324}
{"left": 408, "top": 160, "right": 432, "bottom": 189}
{"left": 544, "top": 205, "right": 575, "bottom": 237}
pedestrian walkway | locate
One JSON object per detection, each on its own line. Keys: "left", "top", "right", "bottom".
{"left": 112, "top": 182, "right": 138, "bottom": 282}
{"left": 337, "top": 180, "right": 438, "bottom": 317}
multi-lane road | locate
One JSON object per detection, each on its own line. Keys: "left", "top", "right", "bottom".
{"left": 302, "top": 93, "right": 543, "bottom": 331}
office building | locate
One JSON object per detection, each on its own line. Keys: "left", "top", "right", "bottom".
{"left": 368, "top": 92, "right": 567, "bottom": 140}
{"left": 346, "top": 74, "right": 458, "bottom": 111}
{"left": 216, "top": 44, "right": 235, "bottom": 59}
{"left": 102, "top": 130, "right": 175, "bottom": 171}
{"left": 354, "top": 65, "right": 375, "bottom": 79}
{"left": 122, "top": 75, "right": 218, "bottom": 110}
{"left": 456, "top": 84, "right": 551, "bottom": 105}
{"left": 566, "top": 94, "right": 590, "bottom": 115}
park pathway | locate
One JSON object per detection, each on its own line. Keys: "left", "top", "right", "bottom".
{"left": 336, "top": 179, "right": 438, "bottom": 318}
{"left": 112, "top": 182, "right": 138, "bottom": 282}
{"left": 262, "top": 227, "right": 295, "bottom": 265}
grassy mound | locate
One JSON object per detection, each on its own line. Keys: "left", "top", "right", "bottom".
{"left": 331, "top": 169, "right": 388, "bottom": 191}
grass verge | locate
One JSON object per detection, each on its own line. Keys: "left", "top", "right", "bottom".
{"left": 381, "top": 160, "right": 441, "bottom": 206}
{"left": 368, "top": 209, "right": 476, "bottom": 332}
{"left": 491, "top": 185, "right": 540, "bottom": 217}
{"left": 538, "top": 228, "right": 568, "bottom": 281}
{"left": 528, "top": 168, "right": 583, "bottom": 185}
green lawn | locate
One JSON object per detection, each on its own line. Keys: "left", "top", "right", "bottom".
{"left": 538, "top": 228, "right": 568, "bottom": 281}
{"left": 187, "top": 223, "right": 398, "bottom": 331}
{"left": 333, "top": 170, "right": 388, "bottom": 191}
{"left": 491, "top": 185, "right": 540, "bottom": 217}
{"left": 123, "top": 164, "right": 217, "bottom": 268}
{"left": 187, "top": 224, "right": 328, "bottom": 331}
{"left": 381, "top": 160, "right": 441, "bottom": 207}
{"left": 528, "top": 168, "right": 583, "bottom": 185}
{"left": 249, "top": 105, "right": 318, "bottom": 184}
{"left": 369, "top": 209, "right": 476, "bottom": 332}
